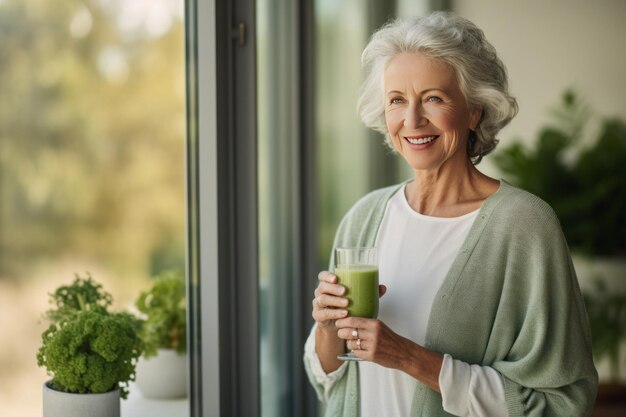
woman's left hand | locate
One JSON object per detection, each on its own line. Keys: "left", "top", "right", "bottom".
{"left": 335, "top": 317, "right": 416, "bottom": 369}
{"left": 334, "top": 317, "right": 444, "bottom": 392}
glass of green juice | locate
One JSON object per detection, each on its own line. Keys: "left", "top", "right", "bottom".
{"left": 334, "top": 247, "right": 378, "bottom": 361}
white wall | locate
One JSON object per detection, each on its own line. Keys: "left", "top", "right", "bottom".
{"left": 452, "top": 0, "right": 626, "bottom": 174}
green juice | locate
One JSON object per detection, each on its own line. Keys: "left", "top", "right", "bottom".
{"left": 334, "top": 264, "right": 379, "bottom": 318}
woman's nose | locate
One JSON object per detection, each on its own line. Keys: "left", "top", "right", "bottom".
{"left": 404, "top": 103, "right": 428, "bottom": 129}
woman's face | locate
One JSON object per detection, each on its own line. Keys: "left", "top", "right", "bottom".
{"left": 384, "top": 52, "right": 481, "bottom": 174}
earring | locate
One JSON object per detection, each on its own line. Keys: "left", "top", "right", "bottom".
{"left": 467, "top": 129, "right": 478, "bottom": 155}
{"left": 469, "top": 129, "right": 478, "bottom": 144}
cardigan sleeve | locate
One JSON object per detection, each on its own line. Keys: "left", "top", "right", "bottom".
{"left": 303, "top": 324, "right": 348, "bottom": 402}
{"left": 303, "top": 331, "right": 360, "bottom": 417}
{"left": 488, "top": 200, "right": 598, "bottom": 417}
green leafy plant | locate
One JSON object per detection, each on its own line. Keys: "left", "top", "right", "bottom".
{"left": 135, "top": 270, "right": 186, "bottom": 358}
{"left": 493, "top": 90, "right": 626, "bottom": 256}
{"left": 584, "top": 279, "right": 626, "bottom": 382}
{"left": 37, "top": 274, "right": 143, "bottom": 399}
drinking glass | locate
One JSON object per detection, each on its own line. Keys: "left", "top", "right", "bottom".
{"left": 334, "top": 247, "right": 378, "bottom": 361}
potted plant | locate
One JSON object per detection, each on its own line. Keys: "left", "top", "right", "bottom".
{"left": 493, "top": 89, "right": 626, "bottom": 402}
{"left": 134, "top": 269, "right": 187, "bottom": 399}
{"left": 493, "top": 89, "right": 626, "bottom": 257}
{"left": 37, "top": 274, "right": 143, "bottom": 417}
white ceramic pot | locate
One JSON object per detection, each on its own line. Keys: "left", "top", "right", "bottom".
{"left": 572, "top": 255, "right": 626, "bottom": 294}
{"left": 135, "top": 349, "right": 188, "bottom": 399}
{"left": 43, "top": 381, "right": 120, "bottom": 417}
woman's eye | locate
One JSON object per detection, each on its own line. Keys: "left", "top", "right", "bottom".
{"left": 427, "top": 96, "right": 443, "bottom": 103}
{"left": 390, "top": 97, "right": 404, "bottom": 105}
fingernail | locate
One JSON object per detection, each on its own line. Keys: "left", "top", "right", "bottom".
{"left": 341, "top": 299, "right": 348, "bottom": 305}
{"left": 337, "top": 287, "right": 345, "bottom": 295}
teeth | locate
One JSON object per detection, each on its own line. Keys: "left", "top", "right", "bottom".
{"left": 406, "top": 136, "right": 437, "bottom": 145}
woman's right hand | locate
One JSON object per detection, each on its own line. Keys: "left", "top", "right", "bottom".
{"left": 311, "top": 271, "right": 349, "bottom": 331}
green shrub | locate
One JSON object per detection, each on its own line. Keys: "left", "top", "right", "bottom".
{"left": 37, "top": 274, "right": 143, "bottom": 399}
{"left": 494, "top": 90, "right": 626, "bottom": 256}
{"left": 136, "top": 270, "right": 186, "bottom": 358}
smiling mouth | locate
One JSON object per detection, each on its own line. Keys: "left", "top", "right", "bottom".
{"left": 405, "top": 135, "right": 439, "bottom": 145}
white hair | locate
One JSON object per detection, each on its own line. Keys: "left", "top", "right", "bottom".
{"left": 357, "top": 12, "right": 518, "bottom": 164}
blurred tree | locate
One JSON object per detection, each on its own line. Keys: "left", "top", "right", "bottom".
{"left": 0, "top": 0, "right": 185, "bottom": 280}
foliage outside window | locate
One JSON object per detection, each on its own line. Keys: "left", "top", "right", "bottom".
{"left": 0, "top": 0, "right": 186, "bottom": 279}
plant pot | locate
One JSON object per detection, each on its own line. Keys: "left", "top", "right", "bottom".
{"left": 573, "top": 255, "right": 626, "bottom": 295}
{"left": 43, "top": 381, "right": 120, "bottom": 417}
{"left": 135, "top": 349, "right": 187, "bottom": 399}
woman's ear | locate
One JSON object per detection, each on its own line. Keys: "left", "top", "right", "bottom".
{"left": 469, "top": 107, "right": 482, "bottom": 131}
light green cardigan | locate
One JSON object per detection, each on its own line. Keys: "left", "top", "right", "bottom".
{"left": 304, "top": 180, "right": 598, "bottom": 417}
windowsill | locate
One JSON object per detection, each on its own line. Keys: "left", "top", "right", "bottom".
{"left": 121, "top": 383, "right": 188, "bottom": 417}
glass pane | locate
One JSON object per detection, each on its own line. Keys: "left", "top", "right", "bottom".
{"left": 315, "top": 0, "right": 373, "bottom": 269}
{"left": 256, "top": 1, "right": 432, "bottom": 415}
{"left": 257, "top": 0, "right": 298, "bottom": 415}
{"left": 315, "top": 0, "right": 413, "bottom": 270}
{"left": 315, "top": 0, "right": 428, "bottom": 270}
{"left": 0, "top": 0, "right": 186, "bottom": 415}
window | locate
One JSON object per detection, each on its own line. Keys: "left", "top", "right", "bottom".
{"left": 0, "top": 0, "right": 186, "bottom": 414}
{"left": 188, "top": 1, "right": 433, "bottom": 416}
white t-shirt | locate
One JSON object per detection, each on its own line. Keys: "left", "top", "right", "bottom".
{"left": 305, "top": 185, "right": 509, "bottom": 416}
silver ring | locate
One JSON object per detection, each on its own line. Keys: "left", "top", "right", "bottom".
{"left": 351, "top": 329, "right": 358, "bottom": 338}
{"left": 356, "top": 338, "right": 362, "bottom": 350}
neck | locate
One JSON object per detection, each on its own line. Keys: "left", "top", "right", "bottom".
{"left": 405, "top": 160, "right": 498, "bottom": 217}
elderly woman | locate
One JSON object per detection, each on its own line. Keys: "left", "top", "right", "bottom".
{"left": 304, "top": 12, "right": 598, "bottom": 417}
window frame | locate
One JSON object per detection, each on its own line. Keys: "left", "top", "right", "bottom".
{"left": 186, "top": 0, "right": 260, "bottom": 415}
{"left": 185, "top": 0, "right": 326, "bottom": 415}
